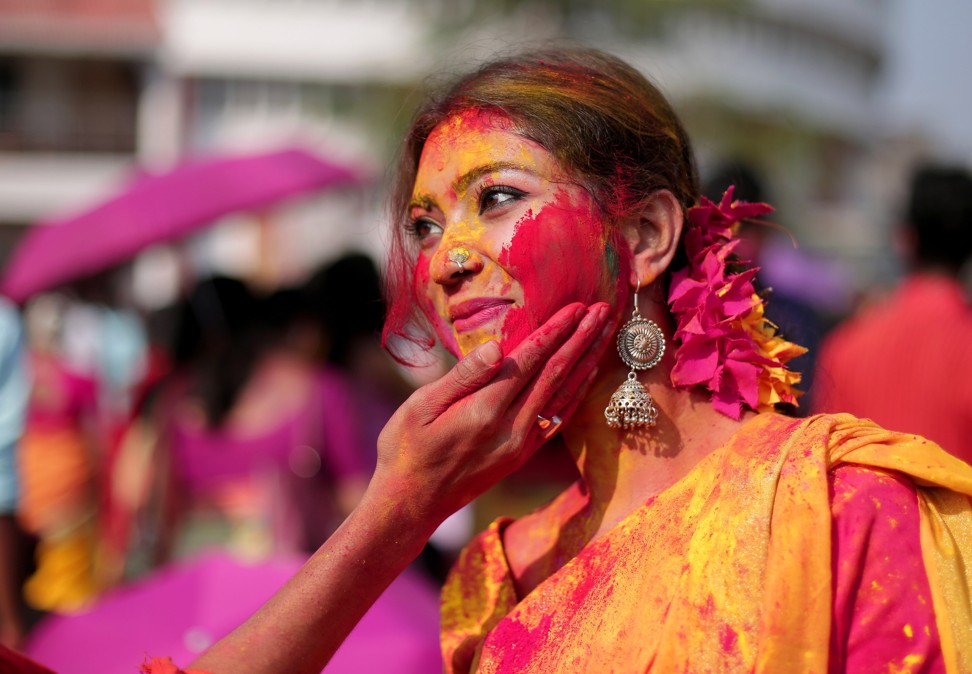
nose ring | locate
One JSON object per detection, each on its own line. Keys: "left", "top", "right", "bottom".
{"left": 448, "top": 247, "right": 470, "bottom": 274}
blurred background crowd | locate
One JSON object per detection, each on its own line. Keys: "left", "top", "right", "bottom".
{"left": 0, "top": 0, "right": 970, "bottom": 672}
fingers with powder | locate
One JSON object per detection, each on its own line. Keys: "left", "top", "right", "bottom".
{"left": 373, "top": 302, "right": 591, "bottom": 520}
{"left": 412, "top": 339, "right": 505, "bottom": 423}
{"left": 513, "top": 302, "right": 612, "bottom": 437}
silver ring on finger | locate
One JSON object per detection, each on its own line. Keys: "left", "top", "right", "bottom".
{"left": 536, "top": 414, "right": 563, "bottom": 435}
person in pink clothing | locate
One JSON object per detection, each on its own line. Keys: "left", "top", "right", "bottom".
{"left": 813, "top": 166, "right": 972, "bottom": 463}
{"left": 16, "top": 297, "right": 102, "bottom": 613}
{"left": 111, "top": 277, "right": 371, "bottom": 573}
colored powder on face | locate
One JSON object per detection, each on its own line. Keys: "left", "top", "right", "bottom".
{"left": 410, "top": 109, "right": 633, "bottom": 359}
{"left": 496, "top": 188, "right": 626, "bottom": 354}
{"left": 413, "top": 255, "right": 460, "bottom": 355}
{"left": 410, "top": 111, "right": 529, "bottom": 357}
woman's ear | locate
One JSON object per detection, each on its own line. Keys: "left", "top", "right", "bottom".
{"left": 620, "top": 189, "right": 684, "bottom": 287}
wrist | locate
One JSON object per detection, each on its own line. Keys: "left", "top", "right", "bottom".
{"left": 356, "top": 475, "right": 443, "bottom": 550}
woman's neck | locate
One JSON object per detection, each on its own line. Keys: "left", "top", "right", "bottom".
{"left": 502, "top": 339, "right": 758, "bottom": 598}
{"left": 560, "top": 352, "right": 755, "bottom": 538}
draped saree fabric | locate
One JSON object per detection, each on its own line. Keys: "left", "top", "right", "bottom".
{"left": 441, "top": 413, "right": 972, "bottom": 674}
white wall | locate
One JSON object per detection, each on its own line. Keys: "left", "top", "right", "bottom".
{"left": 0, "top": 154, "right": 131, "bottom": 223}
{"left": 160, "top": 0, "right": 432, "bottom": 83}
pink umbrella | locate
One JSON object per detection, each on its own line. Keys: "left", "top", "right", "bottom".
{"left": 1, "top": 147, "right": 363, "bottom": 303}
{"left": 24, "top": 550, "right": 442, "bottom": 674}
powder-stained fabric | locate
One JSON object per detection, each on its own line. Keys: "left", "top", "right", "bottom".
{"left": 441, "top": 413, "right": 972, "bottom": 673}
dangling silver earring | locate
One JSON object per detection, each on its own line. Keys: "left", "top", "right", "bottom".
{"left": 604, "top": 280, "right": 665, "bottom": 430}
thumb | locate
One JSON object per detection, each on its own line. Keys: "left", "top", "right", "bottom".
{"left": 422, "top": 341, "right": 503, "bottom": 419}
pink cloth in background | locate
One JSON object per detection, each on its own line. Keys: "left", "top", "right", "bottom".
{"left": 25, "top": 352, "right": 97, "bottom": 430}
{"left": 170, "top": 367, "right": 366, "bottom": 493}
{"left": 830, "top": 464, "right": 944, "bottom": 673}
{"left": 167, "top": 365, "right": 370, "bottom": 552}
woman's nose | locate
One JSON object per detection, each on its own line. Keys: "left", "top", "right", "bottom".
{"left": 430, "top": 242, "right": 483, "bottom": 286}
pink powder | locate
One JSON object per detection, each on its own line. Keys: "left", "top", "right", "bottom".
{"left": 719, "top": 623, "right": 738, "bottom": 653}
{"left": 492, "top": 613, "right": 554, "bottom": 674}
{"left": 496, "top": 189, "right": 626, "bottom": 354}
{"left": 412, "top": 255, "right": 460, "bottom": 355}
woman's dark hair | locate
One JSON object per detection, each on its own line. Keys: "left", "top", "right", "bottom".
{"left": 381, "top": 47, "right": 699, "bottom": 363}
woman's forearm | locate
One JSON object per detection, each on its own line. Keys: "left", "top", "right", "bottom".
{"left": 189, "top": 479, "right": 435, "bottom": 674}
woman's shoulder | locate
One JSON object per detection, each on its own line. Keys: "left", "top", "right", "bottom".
{"left": 797, "top": 412, "right": 972, "bottom": 491}
{"left": 785, "top": 411, "right": 952, "bottom": 461}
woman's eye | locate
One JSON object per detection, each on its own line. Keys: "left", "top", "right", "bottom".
{"left": 479, "top": 186, "right": 527, "bottom": 215}
{"left": 408, "top": 217, "right": 443, "bottom": 246}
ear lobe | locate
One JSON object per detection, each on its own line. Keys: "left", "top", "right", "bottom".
{"left": 623, "top": 189, "right": 685, "bottom": 287}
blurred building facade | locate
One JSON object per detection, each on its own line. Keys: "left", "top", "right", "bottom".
{"left": 0, "top": 0, "right": 426, "bottom": 290}
{"left": 0, "top": 0, "right": 950, "bottom": 296}
{"left": 0, "top": 0, "right": 157, "bottom": 267}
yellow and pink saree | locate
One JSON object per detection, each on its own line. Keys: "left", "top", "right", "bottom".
{"left": 442, "top": 413, "right": 972, "bottom": 673}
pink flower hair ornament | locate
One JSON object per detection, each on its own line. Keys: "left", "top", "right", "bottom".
{"left": 667, "top": 186, "right": 807, "bottom": 420}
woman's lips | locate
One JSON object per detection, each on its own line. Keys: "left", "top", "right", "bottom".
{"left": 451, "top": 298, "right": 515, "bottom": 332}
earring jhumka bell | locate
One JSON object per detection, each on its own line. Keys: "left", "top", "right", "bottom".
{"left": 604, "top": 283, "right": 665, "bottom": 430}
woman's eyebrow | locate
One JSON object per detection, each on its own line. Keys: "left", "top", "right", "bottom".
{"left": 409, "top": 161, "right": 533, "bottom": 212}
{"left": 408, "top": 195, "right": 437, "bottom": 212}
{"left": 453, "top": 161, "right": 531, "bottom": 196}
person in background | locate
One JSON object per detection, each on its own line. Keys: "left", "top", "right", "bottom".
{"left": 813, "top": 165, "right": 972, "bottom": 463}
{"left": 302, "top": 253, "right": 412, "bottom": 473}
{"left": 0, "top": 308, "right": 584, "bottom": 674}
{"left": 117, "top": 276, "right": 370, "bottom": 569}
{"left": 16, "top": 294, "right": 101, "bottom": 613}
{"left": 0, "top": 298, "right": 29, "bottom": 649}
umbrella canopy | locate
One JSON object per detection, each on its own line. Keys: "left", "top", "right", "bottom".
{"left": 24, "top": 551, "right": 442, "bottom": 674}
{"left": 1, "top": 147, "right": 363, "bottom": 303}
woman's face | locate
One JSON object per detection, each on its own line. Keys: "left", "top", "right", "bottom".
{"left": 409, "top": 110, "right": 625, "bottom": 357}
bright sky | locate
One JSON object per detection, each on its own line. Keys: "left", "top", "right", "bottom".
{"left": 879, "top": 0, "right": 972, "bottom": 161}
